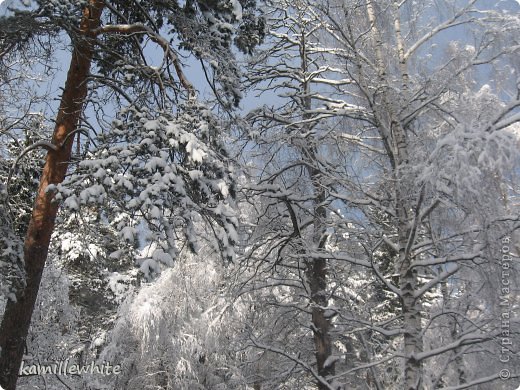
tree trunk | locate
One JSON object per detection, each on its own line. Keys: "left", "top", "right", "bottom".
{"left": 307, "top": 255, "right": 334, "bottom": 389}
{"left": 365, "top": 1, "right": 423, "bottom": 384}
{"left": 298, "top": 26, "right": 335, "bottom": 388}
{"left": 400, "top": 267, "right": 423, "bottom": 390}
{"left": 306, "top": 163, "right": 334, "bottom": 390}
{"left": 0, "top": 2, "right": 104, "bottom": 388}
{"left": 393, "top": 119, "right": 423, "bottom": 390}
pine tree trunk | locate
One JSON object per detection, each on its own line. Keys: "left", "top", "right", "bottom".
{"left": 0, "top": 2, "right": 104, "bottom": 388}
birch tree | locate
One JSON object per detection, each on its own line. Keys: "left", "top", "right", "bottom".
{"left": 313, "top": 0, "right": 520, "bottom": 387}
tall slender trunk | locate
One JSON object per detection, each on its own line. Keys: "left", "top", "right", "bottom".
{"left": 399, "top": 260, "right": 423, "bottom": 390}
{"left": 303, "top": 154, "right": 333, "bottom": 388}
{"left": 0, "top": 2, "right": 104, "bottom": 388}
{"left": 365, "top": 1, "right": 423, "bottom": 386}
{"left": 393, "top": 118, "right": 423, "bottom": 389}
{"left": 391, "top": 2, "right": 424, "bottom": 385}
{"left": 307, "top": 259, "right": 333, "bottom": 388}
{"left": 306, "top": 185, "right": 334, "bottom": 389}
{"left": 299, "top": 25, "right": 334, "bottom": 389}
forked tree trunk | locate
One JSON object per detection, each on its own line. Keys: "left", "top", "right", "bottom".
{"left": 0, "top": 2, "right": 104, "bottom": 388}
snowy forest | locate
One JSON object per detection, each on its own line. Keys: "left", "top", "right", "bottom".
{"left": 0, "top": 0, "right": 519, "bottom": 389}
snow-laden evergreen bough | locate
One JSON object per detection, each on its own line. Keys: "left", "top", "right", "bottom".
{"left": 57, "top": 101, "right": 240, "bottom": 272}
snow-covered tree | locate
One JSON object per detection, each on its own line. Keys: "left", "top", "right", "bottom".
{"left": 1, "top": 0, "right": 518, "bottom": 389}
{"left": 0, "top": 1, "right": 264, "bottom": 388}
{"left": 239, "top": 0, "right": 520, "bottom": 388}
{"left": 97, "top": 244, "right": 251, "bottom": 390}
{"left": 0, "top": 37, "right": 53, "bottom": 303}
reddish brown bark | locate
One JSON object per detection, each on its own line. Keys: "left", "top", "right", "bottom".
{"left": 0, "top": 2, "right": 104, "bottom": 389}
